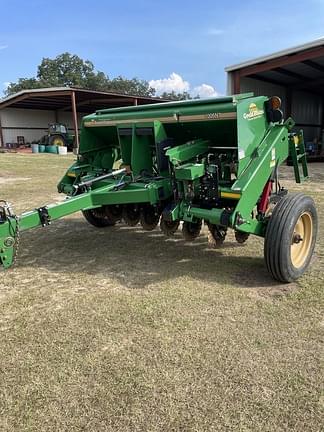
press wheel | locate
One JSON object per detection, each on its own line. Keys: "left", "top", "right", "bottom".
{"left": 104, "top": 205, "right": 122, "bottom": 223}
{"left": 122, "top": 204, "right": 140, "bottom": 226}
{"left": 82, "top": 207, "right": 116, "bottom": 227}
{"left": 207, "top": 223, "right": 227, "bottom": 247}
{"left": 140, "top": 206, "right": 160, "bottom": 231}
{"left": 182, "top": 220, "right": 202, "bottom": 241}
{"left": 160, "top": 216, "right": 180, "bottom": 236}
{"left": 234, "top": 230, "right": 250, "bottom": 244}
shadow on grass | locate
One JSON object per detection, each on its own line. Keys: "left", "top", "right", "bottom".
{"left": 18, "top": 217, "right": 281, "bottom": 290}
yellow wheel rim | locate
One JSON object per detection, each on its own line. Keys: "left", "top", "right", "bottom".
{"left": 53, "top": 137, "right": 64, "bottom": 146}
{"left": 291, "top": 212, "right": 313, "bottom": 268}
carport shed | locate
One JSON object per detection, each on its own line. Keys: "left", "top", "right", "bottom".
{"left": 0, "top": 87, "right": 163, "bottom": 149}
{"left": 226, "top": 38, "right": 324, "bottom": 151}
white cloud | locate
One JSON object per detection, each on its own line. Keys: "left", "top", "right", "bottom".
{"left": 150, "top": 72, "right": 220, "bottom": 99}
{"left": 192, "top": 84, "right": 219, "bottom": 98}
{"left": 149, "top": 72, "right": 190, "bottom": 94}
{"left": 3, "top": 82, "right": 10, "bottom": 89}
{"left": 0, "top": 45, "right": 8, "bottom": 50}
{"left": 207, "top": 28, "right": 224, "bottom": 36}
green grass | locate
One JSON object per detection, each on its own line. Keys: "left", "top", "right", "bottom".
{"left": 0, "top": 153, "right": 323, "bottom": 431}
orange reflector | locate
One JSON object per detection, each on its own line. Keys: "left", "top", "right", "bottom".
{"left": 270, "top": 96, "right": 282, "bottom": 110}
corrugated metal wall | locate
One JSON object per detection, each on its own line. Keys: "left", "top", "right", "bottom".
{"left": 1, "top": 108, "right": 83, "bottom": 145}
{"left": 237, "top": 77, "right": 322, "bottom": 142}
{"left": 240, "top": 77, "right": 287, "bottom": 114}
{"left": 292, "top": 91, "right": 322, "bottom": 143}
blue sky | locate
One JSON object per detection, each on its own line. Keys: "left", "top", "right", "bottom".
{"left": 1, "top": 0, "right": 324, "bottom": 96}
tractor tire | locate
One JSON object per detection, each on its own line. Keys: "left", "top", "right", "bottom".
{"left": 82, "top": 207, "right": 116, "bottom": 228}
{"left": 264, "top": 193, "right": 317, "bottom": 282}
{"left": 182, "top": 220, "right": 202, "bottom": 241}
{"left": 49, "top": 134, "right": 66, "bottom": 147}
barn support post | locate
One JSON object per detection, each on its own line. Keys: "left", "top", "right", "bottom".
{"left": 286, "top": 88, "right": 292, "bottom": 118}
{"left": 233, "top": 71, "right": 241, "bottom": 94}
{"left": 71, "top": 91, "right": 79, "bottom": 153}
{"left": 0, "top": 110, "right": 4, "bottom": 148}
{"left": 321, "top": 95, "right": 324, "bottom": 145}
{"left": 134, "top": 98, "right": 138, "bottom": 106}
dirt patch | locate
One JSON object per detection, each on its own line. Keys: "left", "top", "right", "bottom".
{"left": 0, "top": 176, "right": 32, "bottom": 184}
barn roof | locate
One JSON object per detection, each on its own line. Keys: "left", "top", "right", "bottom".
{"left": 0, "top": 87, "right": 165, "bottom": 112}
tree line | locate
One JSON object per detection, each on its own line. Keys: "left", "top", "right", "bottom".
{"left": 5, "top": 53, "right": 191, "bottom": 101}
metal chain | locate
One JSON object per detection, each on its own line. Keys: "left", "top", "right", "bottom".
{"left": 1, "top": 200, "right": 20, "bottom": 266}
{"left": 12, "top": 215, "right": 20, "bottom": 266}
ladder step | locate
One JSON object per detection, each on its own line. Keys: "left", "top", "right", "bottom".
{"left": 297, "top": 153, "right": 306, "bottom": 161}
{"left": 289, "top": 132, "right": 309, "bottom": 183}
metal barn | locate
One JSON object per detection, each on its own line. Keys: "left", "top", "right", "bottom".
{"left": 226, "top": 38, "right": 324, "bottom": 155}
{"left": 0, "top": 87, "right": 162, "bottom": 149}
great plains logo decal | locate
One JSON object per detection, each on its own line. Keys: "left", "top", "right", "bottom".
{"left": 243, "top": 103, "right": 264, "bottom": 121}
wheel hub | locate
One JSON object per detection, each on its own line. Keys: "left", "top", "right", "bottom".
{"left": 292, "top": 233, "right": 303, "bottom": 244}
{"left": 291, "top": 212, "right": 313, "bottom": 268}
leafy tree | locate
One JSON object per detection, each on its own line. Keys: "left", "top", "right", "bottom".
{"left": 85, "top": 71, "right": 111, "bottom": 92}
{"left": 108, "top": 76, "right": 155, "bottom": 97}
{"left": 5, "top": 77, "right": 44, "bottom": 94}
{"left": 4, "top": 52, "right": 192, "bottom": 100}
{"left": 36, "top": 53, "right": 96, "bottom": 87}
{"left": 4, "top": 53, "right": 156, "bottom": 97}
{"left": 160, "top": 90, "right": 192, "bottom": 101}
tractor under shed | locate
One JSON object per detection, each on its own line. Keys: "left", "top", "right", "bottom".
{"left": 226, "top": 38, "right": 324, "bottom": 158}
{"left": 0, "top": 87, "right": 163, "bottom": 149}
